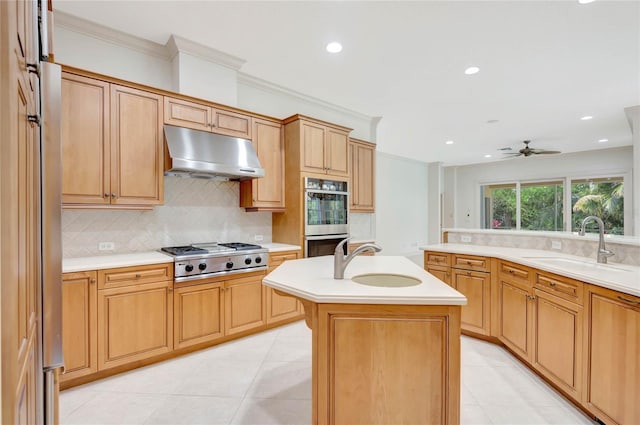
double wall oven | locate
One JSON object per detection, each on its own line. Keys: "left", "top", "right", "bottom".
{"left": 304, "top": 177, "right": 349, "bottom": 257}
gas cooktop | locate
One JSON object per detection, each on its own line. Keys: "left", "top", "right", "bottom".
{"left": 161, "top": 242, "right": 263, "bottom": 257}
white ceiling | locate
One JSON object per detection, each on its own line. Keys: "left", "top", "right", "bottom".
{"left": 54, "top": 0, "right": 640, "bottom": 166}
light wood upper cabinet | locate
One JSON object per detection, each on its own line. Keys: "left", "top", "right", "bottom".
{"left": 285, "top": 115, "right": 350, "bottom": 178}
{"left": 61, "top": 73, "right": 164, "bottom": 208}
{"left": 584, "top": 285, "right": 639, "bottom": 425}
{"left": 349, "top": 138, "right": 375, "bottom": 212}
{"left": 110, "top": 85, "right": 164, "bottom": 206}
{"left": 61, "top": 271, "right": 98, "bottom": 382}
{"left": 164, "top": 96, "right": 252, "bottom": 139}
{"left": 61, "top": 73, "right": 110, "bottom": 205}
{"left": 240, "top": 118, "right": 285, "bottom": 211}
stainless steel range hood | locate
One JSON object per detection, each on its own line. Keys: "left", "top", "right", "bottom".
{"left": 164, "top": 125, "right": 264, "bottom": 180}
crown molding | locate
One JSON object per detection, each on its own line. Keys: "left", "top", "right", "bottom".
{"left": 237, "top": 72, "right": 374, "bottom": 124}
{"left": 166, "top": 35, "right": 245, "bottom": 71}
{"left": 54, "top": 11, "right": 170, "bottom": 60}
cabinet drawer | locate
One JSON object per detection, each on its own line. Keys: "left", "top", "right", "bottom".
{"left": 268, "top": 251, "right": 300, "bottom": 272}
{"left": 452, "top": 254, "right": 489, "bottom": 272}
{"left": 535, "top": 272, "right": 583, "bottom": 305}
{"left": 98, "top": 263, "right": 173, "bottom": 289}
{"left": 499, "top": 261, "right": 531, "bottom": 287}
{"left": 425, "top": 251, "right": 451, "bottom": 267}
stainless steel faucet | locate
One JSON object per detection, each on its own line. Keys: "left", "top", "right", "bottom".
{"left": 578, "top": 216, "right": 615, "bottom": 264}
{"left": 334, "top": 237, "right": 382, "bottom": 279}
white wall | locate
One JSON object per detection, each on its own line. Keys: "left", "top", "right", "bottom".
{"left": 448, "top": 146, "right": 634, "bottom": 234}
{"left": 375, "top": 152, "right": 429, "bottom": 263}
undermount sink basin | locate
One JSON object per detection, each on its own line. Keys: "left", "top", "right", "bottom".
{"left": 523, "top": 257, "right": 633, "bottom": 273}
{"left": 351, "top": 273, "right": 421, "bottom": 287}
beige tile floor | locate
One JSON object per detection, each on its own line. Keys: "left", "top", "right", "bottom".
{"left": 60, "top": 321, "right": 595, "bottom": 425}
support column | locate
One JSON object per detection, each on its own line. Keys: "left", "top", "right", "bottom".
{"left": 625, "top": 105, "right": 640, "bottom": 236}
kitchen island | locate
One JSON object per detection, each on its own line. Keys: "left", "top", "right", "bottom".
{"left": 263, "top": 255, "right": 466, "bottom": 425}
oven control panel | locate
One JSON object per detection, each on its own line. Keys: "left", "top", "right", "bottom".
{"left": 174, "top": 252, "right": 268, "bottom": 279}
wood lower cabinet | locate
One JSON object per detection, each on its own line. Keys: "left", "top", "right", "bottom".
{"left": 240, "top": 118, "right": 285, "bottom": 211}
{"left": 61, "top": 72, "right": 164, "bottom": 208}
{"left": 583, "top": 285, "right": 640, "bottom": 425}
{"left": 174, "top": 280, "right": 224, "bottom": 349}
{"left": 426, "top": 266, "right": 451, "bottom": 285}
{"left": 266, "top": 250, "right": 302, "bottom": 324}
{"left": 532, "top": 288, "right": 583, "bottom": 400}
{"left": 61, "top": 271, "right": 98, "bottom": 382}
{"left": 349, "top": 138, "right": 375, "bottom": 212}
{"left": 497, "top": 263, "right": 534, "bottom": 361}
{"left": 452, "top": 269, "right": 491, "bottom": 335}
{"left": 224, "top": 273, "right": 267, "bottom": 336}
{"left": 97, "top": 266, "right": 174, "bottom": 370}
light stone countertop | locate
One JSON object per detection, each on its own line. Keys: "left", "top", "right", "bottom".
{"left": 263, "top": 255, "right": 467, "bottom": 305}
{"left": 421, "top": 243, "right": 640, "bottom": 297}
{"left": 63, "top": 251, "right": 174, "bottom": 273}
{"left": 62, "top": 244, "right": 302, "bottom": 273}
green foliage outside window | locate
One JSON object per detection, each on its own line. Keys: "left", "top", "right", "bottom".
{"left": 572, "top": 180, "right": 624, "bottom": 235}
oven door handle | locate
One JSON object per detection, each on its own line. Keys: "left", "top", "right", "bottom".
{"left": 305, "top": 234, "right": 350, "bottom": 241}
{"left": 305, "top": 189, "right": 349, "bottom": 196}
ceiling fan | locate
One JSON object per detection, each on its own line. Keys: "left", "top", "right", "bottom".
{"left": 502, "top": 140, "right": 561, "bottom": 157}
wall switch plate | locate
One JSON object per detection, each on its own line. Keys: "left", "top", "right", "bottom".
{"left": 254, "top": 234, "right": 264, "bottom": 241}
{"left": 98, "top": 242, "right": 115, "bottom": 251}
{"left": 460, "top": 235, "right": 472, "bottom": 243}
{"left": 551, "top": 240, "right": 562, "bottom": 250}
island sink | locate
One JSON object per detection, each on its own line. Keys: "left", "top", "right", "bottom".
{"left": 351, "top": 272, "right": 421, "bottom": 287}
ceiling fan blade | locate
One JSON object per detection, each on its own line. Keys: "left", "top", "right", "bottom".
{"left": 502, "top": 152, "right": 522, "bottom": 156}
{"left": 533, "top": 150, "right": 561, "bottom": 155}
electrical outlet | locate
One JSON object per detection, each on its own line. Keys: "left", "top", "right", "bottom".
{"left": 551, "top": 240, "right": 562, "bottom": 250}
{"left": 460, "top": 235, "right": 472, "bottom": 243}
{"left": 254, "top": 234, "right": 264, "bottom": 241}
{"left": 98, "top": 242, "right": 115, "bottom": 251}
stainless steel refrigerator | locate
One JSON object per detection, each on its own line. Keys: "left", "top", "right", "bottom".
{"left": 39, "top": 4, "right": 64, "bottom": 423}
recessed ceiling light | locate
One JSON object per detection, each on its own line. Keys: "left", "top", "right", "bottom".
{"left": 326, "top": 42, "right": 343, "bottom": 53}
{"left": 484, "top": 154, "right": 492, "bottom": 158}
{"left": 486, "top": 119, "right": 499, "bottom": 124}
{"left": 578, "top": 0, "right": 596, "bottom": 4}
{"left": 598, "top": 138, "right": 609, "bottom": 143}
{"left": 581, "top": 115, "right": 593, "bottom": 120}
{"left": 464, "top": 66, "right": 480, "bottom": 75}
{"left": 445, "top": 140, "right": 454, "bottom": 145}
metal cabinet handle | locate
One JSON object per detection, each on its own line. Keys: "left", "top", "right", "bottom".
{"left": 90, "top": 279, "right": 96, "bottom": 284}
{"left": 618, "top": 295, "right": 640, "bottom": 305}
{"left": 135, "top": 274, "right": 142, "bottom": 278}
{"left": 104, "top": 193, "right": 109, "bottom": 198}
{"left": 549, "top": 282, "right": 556, "bottom": 287}
{"left": 508, "top": 269, "right": 515, "bottom": 274}
{"left": 111, "top": 193, "right": 117, "bottom": 198}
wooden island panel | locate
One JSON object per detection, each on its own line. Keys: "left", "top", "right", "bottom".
{"left": 312, "top": 303, "right": 461, "bottom": 425}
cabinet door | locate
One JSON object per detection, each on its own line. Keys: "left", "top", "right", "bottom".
{"left": 325, "top": 128, "right": 349, "bottom": 177}
{"left": 426, "top": 266, "right": 451, "bottom": 286}
{"left": 300, "top": 121, "right": 326, "bottom": 173}
{"left": 584, "top": 287, "right": 640, "bottom": 425}
{"left": 266, "top": 288, "right": 300, "bottom": 324}
{"left": 240, "top": 118, "right": 284, "bottom": 211}
{"left": 225, "top": 274, "right": 266, "bottom": 336}
{"left": 164, "top": 97, "right": 212, "bottom": 132}
{"left": 61, "top": 271, "right": 98, "bottom": 382}
{"left": 212, "top": 108, "right": 252, "bottom": 139}
{"left": 61, "top": 73, "right": 110, "bottom": 205}
{"left": 98, "top": 280, "right": 173, "bottom": 370}
{"left": 453, "top": 270, "right": 491, "bottom": 335}
{"left": 532, "top": 289, "right": 582, "bottom": 400}
{"left": 110, "top": 85, "right": 164, "bottom": 206}
{"left": 350, "top": 141, "right": 375, "bottom": 212}
{"left": 498, "top": 280, "right": 533, "bottom": 361}
{"left": 174, "top": 281, "right": 224, "bottom": 349}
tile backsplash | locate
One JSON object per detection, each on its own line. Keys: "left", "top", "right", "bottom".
{"left": 62, "top": 177, "right": 272, "bottom": 258}
{"left": 446, "top": 230, "right": 640, "bottom": 266}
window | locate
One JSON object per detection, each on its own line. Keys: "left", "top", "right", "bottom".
{"left": 481, "top": 184, "right": 516, "bottom": 229}
{"left": 481, "top": 176, "right": 624, "bottom": 234}
{"left": 571, "top": 177, "right": 624, "bottom": 235}
{"left": 520, "top": 181, "right": 563, "bottom": 231}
